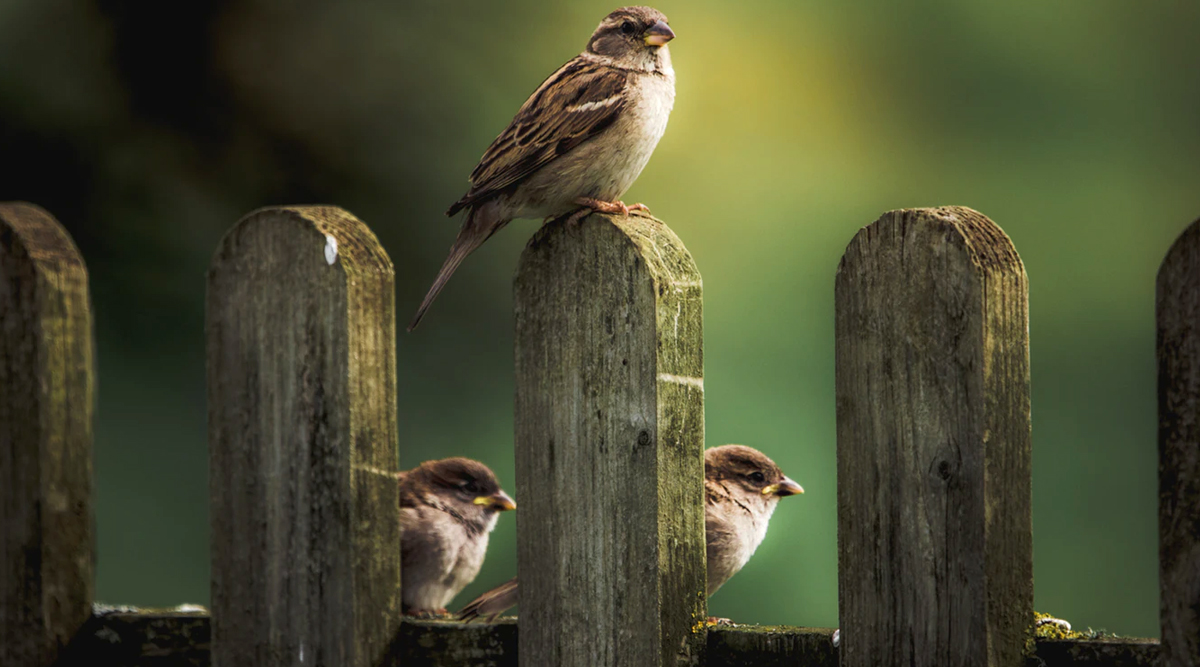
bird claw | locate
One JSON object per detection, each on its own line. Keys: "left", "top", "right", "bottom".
{"left": 406, "top": 608, "right": 451, "bottom": 619}
{"left": 572, "top": 197, "right": 651, "bottom": 218}
{"left": 565, "top": 207, "right": 592, "bottom": 226}
{"left": 704, "top": 616, "right": 735, "bottom": 626}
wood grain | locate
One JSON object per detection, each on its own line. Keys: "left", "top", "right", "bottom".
{"left": 705, "top": 626, "right": 838, "bottom": 667}
{"left": 1156, "top": 215, "right": 1200, "bottom": 667}
{"left": 0, "top": 202, "right": 94, "bottom": 666}
{"left": 834, "top": 207, "right": 1032, "bottom": 666}
{"left": 513, "top": 212, "right": 706, "bottom": 667}
{"left": 206, "top": 206, "right": 400, "bottom": 667}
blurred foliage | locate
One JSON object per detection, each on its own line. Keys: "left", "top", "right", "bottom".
{"left": 1, "top": 0, "right": 1196, "bottom": 639}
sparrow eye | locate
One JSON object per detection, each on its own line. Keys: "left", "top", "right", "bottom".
{"left": 748, "top": 471, "right": 765, "bottom": 484}
{"left": 620, "top": 20, "right": 636, "bottom": 36}
{"left": 462, "top": 480, "right": 479, "bottom": 494}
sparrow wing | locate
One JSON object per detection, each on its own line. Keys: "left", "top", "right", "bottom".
{"left": 447, "top": 57, "right": 630, "bottom": 215}
{"left": 459, "top": 577, "right": 519, "bottom": 622}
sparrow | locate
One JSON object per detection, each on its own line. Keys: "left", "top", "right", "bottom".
{"left": 397, "top": 457, "right": 517, "bottom": 616}
{"left": 457, "top": 445, "right": 803, "bottom": 621}
{"left": 408, "top": 6, "right": 677, "bottom": 330}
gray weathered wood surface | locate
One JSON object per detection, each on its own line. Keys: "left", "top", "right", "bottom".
{"left": 1156, "top": 215, "right": 1200, "bottom": 667}
{"left": 0, "top": 202, "right": 95, "bottom": 667}
{"left": 705, "top": 625, "right": 839, "bottom": 667}
{"left": 206, "top": 206, "right": 401, "bottom": 667}
{"left": 55, "top": 613, "right": 1161, "bottom": 667}
{"left": 513, "top": 212, "right": 707, "bottom": 667}
{"left": 835, "top": 206, "right": 1033, "bottom": 666}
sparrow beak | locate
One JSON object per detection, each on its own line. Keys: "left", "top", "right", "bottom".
{"left": 643, "top": 20, "right": 675, "bottom": 47}
{"left": 762, "top": 477, "right": 804, "bottom": 497}
{"left": 474, "top": 490, "right": 517, "bottom": 511}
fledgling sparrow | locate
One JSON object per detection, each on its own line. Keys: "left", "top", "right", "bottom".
{"left": 457, "top": 445, "right": 802, "bottom": 621}
{"left": 408, "top": 6, "right": 677, "bottom": 330}
{"left": 397, "top": 457, "right": 516, "bottom": 616}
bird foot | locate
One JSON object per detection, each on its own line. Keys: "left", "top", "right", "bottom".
{"left": 704, "top": 616, "right": 735, "bottom": 626}
{"left": 406, "top": 608, "right": 451, "bottom": 619}
{"left": 573, "top": 197, "right": 651, "bottom": 218}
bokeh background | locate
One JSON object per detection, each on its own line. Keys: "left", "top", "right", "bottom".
{"left": 2, "top": 0, "right": 1197, "bottom": 638}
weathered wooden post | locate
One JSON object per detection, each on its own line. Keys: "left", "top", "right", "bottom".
{"left": 835, "top": 206, "right": 1032, "bottom": 666}
{"left": 207, "top": 206, "right": 401, "bottom": 666}
{"left": 0, "top": 203, "right": 95, "bottom": 666}
{"left": 1156, "top": 215, "right": 1200, "bottom": 667}
{"left": 514, "top": 212, "right": 706, "bottom": 667}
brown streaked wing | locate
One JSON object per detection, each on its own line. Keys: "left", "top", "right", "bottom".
{"left": 446, "top": 57, "right": 629, "bottom": 215}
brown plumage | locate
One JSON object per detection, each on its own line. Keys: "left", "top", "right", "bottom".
{"left": 408, "top": 6, "right": 676, "bottom": 330}
{"left": 458, "top": 445, "right": 802, "bottom": 622}
{"left": 398, "top": 458, "right": 516, "bottom": 615}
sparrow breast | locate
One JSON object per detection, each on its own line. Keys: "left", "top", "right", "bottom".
{"left": 398, "top": 457, "right": 516, "bottom": 614}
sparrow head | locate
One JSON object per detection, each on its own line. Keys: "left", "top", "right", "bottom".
{"left": 587, "top": 7, "right": 674, "bottom": 70}
{"left": 404, "top": 457, "right": 516, "bottom": 518}
{"left": 705, "top": 445, "right": 804, "bottom": 504}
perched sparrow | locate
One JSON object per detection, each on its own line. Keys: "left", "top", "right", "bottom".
{"left": 398, "top": 457, "right": 517, "bottom": 615}
{"left": 458, "top": 445, "right": 802, "bottom": 621}
{"left": 408, "top": 6, "right": 677, "bottom": 330}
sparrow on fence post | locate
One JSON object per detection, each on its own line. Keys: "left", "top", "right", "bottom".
{"left": 397, "top": 457, "right": 516, "bottom": 616}
{"left": 458, "top": 445, "right": 803, "bottom": 621}
{"left": 408, "top": 6, "right": 676, "bottom": 330}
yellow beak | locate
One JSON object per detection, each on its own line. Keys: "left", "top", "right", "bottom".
{"left": 762, "top": 477, "right": 804, "bottom": 497}
{"left": 644, "top": 20, "right": 675, "bottom": 47}
{"left": 474, "top": 490, "right": 517, "bottom": 511}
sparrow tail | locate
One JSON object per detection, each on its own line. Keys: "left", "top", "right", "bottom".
{"left": 458, "top": 577, "right": 518, "bottom": 622}
{"left": 408, "top": 206, "right": 508, "bottom": 331}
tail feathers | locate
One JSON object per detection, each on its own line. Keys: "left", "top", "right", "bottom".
{"left": 458, "top": 577, "right": 518, "bottom": 622}
{"left": 408, "top": 207, "right": 506, "bottom": 331}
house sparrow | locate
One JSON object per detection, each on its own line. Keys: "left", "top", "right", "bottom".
{"left": 398, "top": 457, "right": 517, "bottom": 616}
{"left": 408, "top": 6, "right": 677, "bottom": 330}
{"left": 458, "top": 445, "right": 802, "bottom": 621}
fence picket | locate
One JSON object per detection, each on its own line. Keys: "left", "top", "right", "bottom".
{"left": 206, "top": 206, "right": 401, "bottom": 667}
{"left": 513, "top": 212, "right": 707, "bottom": 667}
{"left": 835, "top": 206, "right": 1033, "bottom": 666}
{"left": 1155, "top": 216, "right": 1200, "bottom": 667}
{"left": 0, "top": 203, "right": 95, "bottom": 667}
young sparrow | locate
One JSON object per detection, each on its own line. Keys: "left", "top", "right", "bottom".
{"left": 397, "top": 457, "right": 517, "bottom": 616}
{"left": 408, "top": 6, "right": 677, "bottom": 330}
{"left": 457, "top": 445, "right": 803, "bottom": 621}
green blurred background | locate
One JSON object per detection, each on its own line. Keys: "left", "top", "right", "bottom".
{"left": 2, "top": 0, "right": 1196, "bottom": 638}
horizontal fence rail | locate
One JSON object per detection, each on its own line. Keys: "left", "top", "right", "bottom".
{"left": 0, "top": 201, "right": 1197, "bottom": 667}
{"left": 58, "top": 611, "right": 1164, "bottom": 667}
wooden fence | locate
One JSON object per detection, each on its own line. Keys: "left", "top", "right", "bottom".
{"left": 0, "top": 200, "right": 1196, "bottom": 667}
